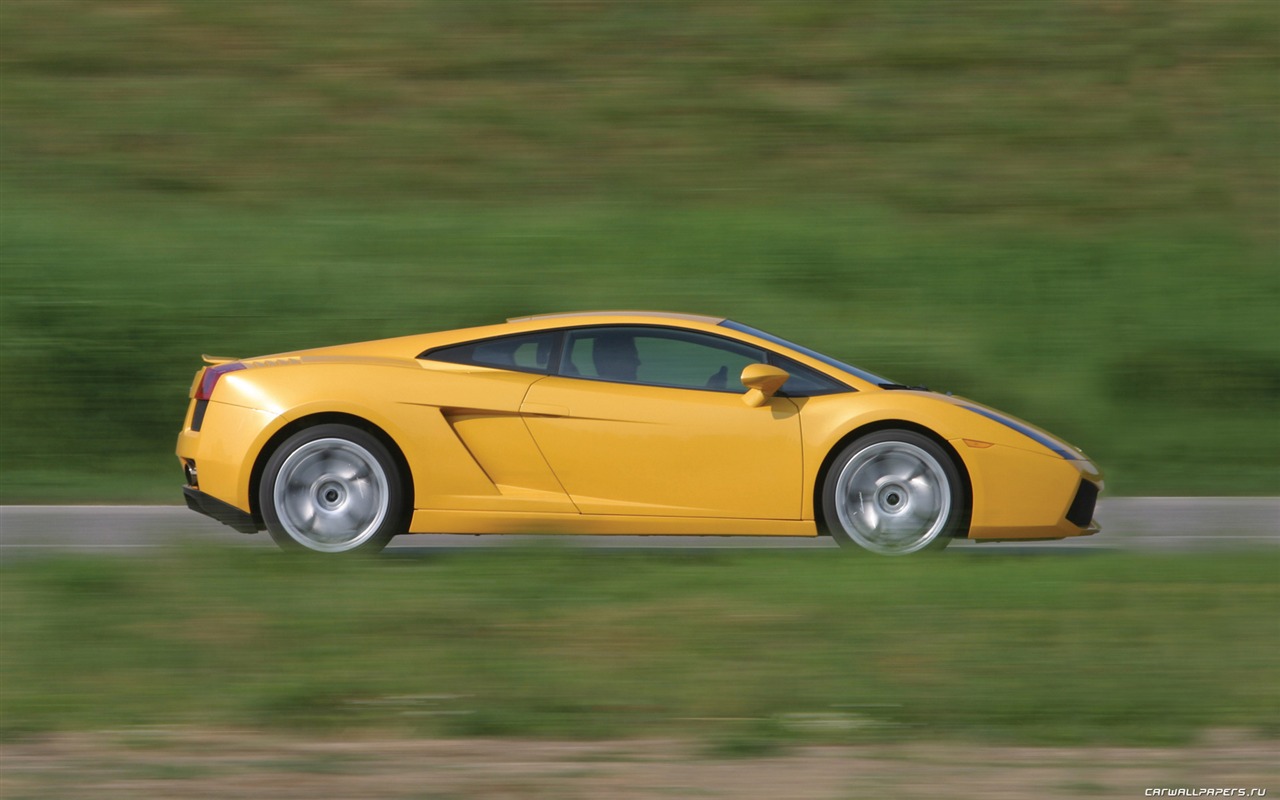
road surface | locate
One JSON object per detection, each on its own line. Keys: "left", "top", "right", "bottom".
{"left": 1, "top": 499, "right": 1276, "bottom": 557}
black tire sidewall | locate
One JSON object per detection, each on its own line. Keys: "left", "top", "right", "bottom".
{"left": 821, "top": 429, "right": 965, "bottom": 554}
{"left": 260, "top": 423, "right": 406, "bottom": 554}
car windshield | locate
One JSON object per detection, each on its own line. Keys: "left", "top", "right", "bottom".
{"left": 719, "top": 320, "right": 896, "bottom": 387}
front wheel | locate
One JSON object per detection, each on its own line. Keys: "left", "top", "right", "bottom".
{"left": 260, "top": 424, "right": 408, "bottom": 554}
{"left": 822, "top": 430, "right": 966, "bottom": 555}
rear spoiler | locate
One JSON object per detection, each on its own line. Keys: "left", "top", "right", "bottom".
{"left": 202, "top": 354, "right": 239, "bottom": 365}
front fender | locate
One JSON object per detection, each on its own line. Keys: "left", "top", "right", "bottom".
{"left": 797, "top": 390, "right": 1101, "bottom": 538}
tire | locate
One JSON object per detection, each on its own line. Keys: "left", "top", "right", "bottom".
{"left": 821, "top": 429, "right": 966, "bottom": 555}
{"left": 260, "top": 424, "right": 408, "bottom": 554}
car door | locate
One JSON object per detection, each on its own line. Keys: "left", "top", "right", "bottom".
{"left": 520, "top": 326, "right": 803, "bottom": 519}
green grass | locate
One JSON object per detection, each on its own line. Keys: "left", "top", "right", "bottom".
{"left": 1, "top": 0, "right": 1277, "bottom": 499}
{"left": 2, "top": 547, "right": 1278, "bottom": 746}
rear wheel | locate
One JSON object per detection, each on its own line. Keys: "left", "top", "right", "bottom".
{"left": 822, "top": 430, "right": 965, "bottom": 555}
{"left": 260, "top": 424, "right": 407, "bottom": 554}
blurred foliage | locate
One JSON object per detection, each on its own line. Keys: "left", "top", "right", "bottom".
{"left": 2, "top": 547, "right": 1278, "bottom": 744}
{"left": 1, "top": 0, "right": 1277, "bottom": 498}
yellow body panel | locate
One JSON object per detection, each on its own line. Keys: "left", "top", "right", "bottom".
{"left": 961, "top": 442, "right": 1101, "bottom": 538}
{"left": 793, "top": 390, "right": 1102, "bottom": 538}
{"left": 408, "top": 510, "right": 814, "bottom": 537}
{"left": 176, "top": 402, "right": 276, "bottom": 508}
{"left": 521, "top": 377, "right": 801, "bottom": 518}
{"left": 178, "top": 311, "right": 1102, "bottom": 541}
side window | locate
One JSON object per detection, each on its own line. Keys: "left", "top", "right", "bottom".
{"left": 560, "top": 327, "right": 766, "bottom": 392}
{"left": 422, "top": 331, "right": 557, "bottom": 373}
{"left": 769, "top": 354, "right": 850, "bottom": 396}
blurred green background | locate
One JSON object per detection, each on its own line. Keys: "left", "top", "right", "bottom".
{"left": 2, "top": 0, "right": 1277, "bottom": 501}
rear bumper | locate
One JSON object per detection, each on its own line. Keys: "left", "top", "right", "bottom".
{"left": 176, "top": 399, "right": 279, "bottom": 513}
{"left": 183, "top": 487, "right": 261, "bottom": 534}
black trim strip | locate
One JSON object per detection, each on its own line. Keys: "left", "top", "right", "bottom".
{"left": 190, "top": 399, "right": 209, "bottom": 431}
{"left": 183, "top": 487, "right": 261, "bottom": 534}
{"left": 1065, "top": 480, "right": 1099, "bottom": 528}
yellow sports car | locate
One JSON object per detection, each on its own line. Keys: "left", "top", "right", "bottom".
{"left": 177, "top": 311, "right": 1102, "bottom": 555}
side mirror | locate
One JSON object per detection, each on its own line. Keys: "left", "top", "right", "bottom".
{"left": 740, "top": 363, "right": 789, "bottom": 407}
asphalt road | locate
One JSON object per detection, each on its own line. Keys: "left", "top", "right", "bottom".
{"left": 0, "top": 499, "right": 1276, "bottom": 557}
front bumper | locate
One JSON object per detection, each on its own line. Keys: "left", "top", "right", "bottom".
{"left": 959, "top": 441, "right": 1104, "bottom": 540}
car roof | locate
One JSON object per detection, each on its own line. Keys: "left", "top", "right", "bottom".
{"left": 506, "top": 310, "right": 725, "bottom": 325}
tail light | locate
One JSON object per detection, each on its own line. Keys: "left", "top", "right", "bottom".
{"left": 196, "top": 362, "right": 245, "bottom": 401}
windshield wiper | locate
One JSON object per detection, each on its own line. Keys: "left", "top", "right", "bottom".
{"left": 878, "top": 382, "right": 932, "bottom": 391}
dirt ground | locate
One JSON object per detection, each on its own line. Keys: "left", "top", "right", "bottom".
{"left": 1, "top": 729, "right": 1275, "bottom": 800}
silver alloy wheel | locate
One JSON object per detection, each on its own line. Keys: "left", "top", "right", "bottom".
{"left": 832, "top": 441, "right": 952, "bottom": 555}
{"left": 272, "top": 437, "right": 390, "bottom": 553}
